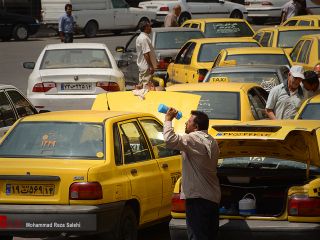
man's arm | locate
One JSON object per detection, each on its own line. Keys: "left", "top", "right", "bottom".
{"left": 58, "top": 16, "right": 64, "bottom": 42}
{"left": 266, "top": 109, "right": 276, "bottom": 120}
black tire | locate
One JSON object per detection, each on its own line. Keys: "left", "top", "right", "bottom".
{"left": 230, "top": 10, "right": 243, "bottom": 19}
{"left": 118, "top": 206, "right": 137, "bottom": 240}
{"left": 13, "top": 24, "right": 29, "bottom": 41}
{"left": 178, "top": 12, "right": 191, "bottom": 26}
{"left": 84, "top": 21, "right": 98, "bottom": 38}
{"left": 112, "top": 30, "right": 123, "bottom": 35}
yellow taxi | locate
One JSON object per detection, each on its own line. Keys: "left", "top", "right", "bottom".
{"left": 295, "top": 94, "right": 320, "bottom": 120}
{"left": 181, "top": 18, "right": 255, "bottom": 38}
{"left": 212, "top": 47, "right": 292, "bottom": 68}
{"left": 253, "top": 26, "right": 320, "bottom": 50}
{"left": 290, "top": 34, "right": 320, "bottom": 71}
{"left": 282, "top": 15, "right": 320, "bottom": 27}
{"left": 0, "top": 110, "right": 183, "bottom": 239}
{"left": 166, "top": 38, "right": 260, "bottom": 84}
{"left": 170, "top": 120, "right": 320, "bottom": 239}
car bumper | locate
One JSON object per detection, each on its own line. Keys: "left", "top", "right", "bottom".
{"left": 170, "top": 218, "right": 320, "bottom": 240}
{"left": 0, "top": 202, "right": 124, "bottom": 237}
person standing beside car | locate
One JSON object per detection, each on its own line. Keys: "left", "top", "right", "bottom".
{"left": 136, "top": 20, "right": 158, "bottom": 88}
{"left": 163, "top": 109, "right": 221, "bottom": 240}
{"left": 281, "top": 0, "right": 302, "bottom": 23}
{"left": 58, "top": 4, "right": 74, "bottom": 43}
{"left": 164, "top": 4, "right": 181, "bottom": 27}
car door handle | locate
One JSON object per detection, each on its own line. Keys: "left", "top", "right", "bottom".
{"left": 162, "top": 163, "right": 168, "bottom": 169}
{"left": 131, "top": 169, "right": 137, "bottom": 175}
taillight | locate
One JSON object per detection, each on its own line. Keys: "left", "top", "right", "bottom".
{"left": 172, "top": 193, "right": 185, "bottom": 213}
{"left": 288, "top": 194, "right": 320, "bottom": 217}
{"left": 160, "top": 6, "right": 169, "bottom": 11}
{"left": 96, "top": 81, "right": 120, "bottom": 91}
{"left": 197, "top": 69, "right": 208, "bottom": 82}
{"left": 32, "top": 82, "right": 56, "bottom": 92}
{"left": 157, "top": 58, "right": 170, "bottom": 70}
{"left": 69, "top": 182, "right": 102, "bottom": 200}
{"left": 262, "top": 1, "right": 273, "bottom": 6}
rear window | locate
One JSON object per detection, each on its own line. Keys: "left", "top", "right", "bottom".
{"left": 198, "top": 42, "right": 259, "bottom": 62}
{"left": 185, "top": 91, "right": 240, "bottom": 120}
{"left": 278, "top": 30, "right": 320, "bottom": 48}
{"left": 0, "top": 122, "right": 104, "bottom": 159}
{"left": 298, "top": 103, "right": 320, "bottom": 120}
{"left": 204, "top": 22, "right": 254, "bottom": 38}
{"left": 40, "top": 49, "right": 111, "bottom": 69}
{"left": 154, "top": 31, "right": 203, "bottom": 50}
{"left": 225, "top": 54, "right": 290, "bottom": 66}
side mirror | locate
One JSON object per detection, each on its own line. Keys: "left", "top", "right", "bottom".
{"left": 23, "top": 62, "right": 35, "bottom": 69}
{"left": 116, "top": 46, "right": 125, "bottom": 53}
{"left": 117, "top": 59, "right": 128, "bottom": 68}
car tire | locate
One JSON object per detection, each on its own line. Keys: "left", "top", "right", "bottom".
{"left": 118, "top": 205, "right": 137, "bottom": 240}
{"left": 13, "top": 24, "right": 29, "bottom": 41}
{"left": 84, "top": 21, "right": 98, "bottom": 38}
{"left": 230, "top": 10, "right": 243, "bottom": 19}
{"left": 112, "top": 30, "right": 123, "bottom": 35}
{"left": 178, "top": 12, "right": 191, "bottom": 26}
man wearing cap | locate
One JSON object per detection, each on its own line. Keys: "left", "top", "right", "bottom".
{"left": 302, "top": 70, "right": 320, "bottom": 98}
{"left": 266, "top": 65, "right": 305, "bottom": 119}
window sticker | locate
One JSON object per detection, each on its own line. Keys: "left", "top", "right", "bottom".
{"left": 41, "top": 132, "right": 57, "bottom": 149}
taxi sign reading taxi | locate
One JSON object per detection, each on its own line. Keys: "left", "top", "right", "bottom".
{"left": 209, "top": 77, "right": 229, "bottom": 83}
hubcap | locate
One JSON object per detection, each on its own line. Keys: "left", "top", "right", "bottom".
{"left": 17, "top": 27, "right": 27, "bottom": 39}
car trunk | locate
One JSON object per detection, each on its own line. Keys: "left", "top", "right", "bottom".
{"left": 139, "top": 1, "right": 170, "bottom": 11}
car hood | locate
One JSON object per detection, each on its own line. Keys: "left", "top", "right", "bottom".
{"left": 92, "top": 91, "right": 201, "bottom": 133}
{"left": 211, "top": 120, "right": 320, "bottom": 167}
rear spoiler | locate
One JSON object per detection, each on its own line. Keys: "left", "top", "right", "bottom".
{"left": 212, "top": 125, "right": 282, "bottom": 133}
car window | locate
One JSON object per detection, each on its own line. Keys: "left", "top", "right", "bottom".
{"left": 140, "top": 119, "right": 179, "bottom": 158}
{"left": 154, "top": 31, "right": 203, "bottom": 50}
{"left": 298, "top": 20, "right": 311, "bottom": 26}
{"left": 198, "top": 42, "right": 259, "bottom": 62}
{"left": 297, "top": 40, "right": 312, "bottom": 63}
{"left": 113, "top": 124, "right": 123, "bottom": 165}
{"left": 278, "top": 30, "right": 320, "bottom": 48}
{"left": 248, "top": 88, "right": 267, "bottom": 120}
{"left": 126, "top": 34, "right": 138, "bottom": 52}
{"left": 0, "top": 91, "right": 16, "bottom": 128}
{"left": 190, "top": 23, "right": 200, "bottom": 29}
{"left": 284, "top": 20, "right": 298, "bottom": 26}
{"left": 225, "top": 54, "right": 290, "bottom": 66}
{"left": 119, "top": 121, "right": 151, "bottom": 164}
{"left": 40, "top": 49, "right": 111, "bottom": 69}
{"left": 111, "top": 0, "right": 128, "bottom": 8}
{"left": 290, "top": 40, "right": 304, "bottom": 62}
{"left": 6, "top": 90, "right": 37, "bottom": 118}
{"left": 175, "top": 42, "right": 192, "bottom": 64}
{"left": 204, "top": 22, "right": 254, "bottom": 38}
{"left": 253, "top": 32, "right": 263, "bottom": 42}
{"left": 260, "top": 32, "right": 272, "bottom": 47}
{"left": 298, "top": 103, "right": 320, "bottom": 119}
{"left": 182, "top": 23, "right": 191, "bottom": 28}
{"left": 0, "top": 122, "right": 104, "bottom": 159}
{"left": 212, "top": 53, "right": 223, "bottom": 68}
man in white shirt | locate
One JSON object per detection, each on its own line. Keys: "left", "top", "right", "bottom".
{"left": 302, "top": 70, "right": 320, "bottom": 98}
{"left": 136, "top": 21, "right": 158, "bottom": 88}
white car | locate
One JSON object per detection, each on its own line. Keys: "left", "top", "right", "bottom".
{"left": 139, "top": 0, "right": 248, "bottom": 25}
{"left": 23, "top": 43, "right": 125, "bottom": 112}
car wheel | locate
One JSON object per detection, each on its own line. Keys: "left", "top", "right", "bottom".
{"left": 84, "top": 21, "right": 98, "bottom": 38}
{"left": 178, "top": 12, "right": 191, "bottom": 26}
{"left": 230, "top": 10, "right": 243, "bottom": 19}
{"left": 112, "top": 30, "right": 123, "bottom": 35}
{"left": 118, "top": 206, "right": 137, "bottom": 240}
{"left": 13, "top": 24, "right": 29, "bottom": 41}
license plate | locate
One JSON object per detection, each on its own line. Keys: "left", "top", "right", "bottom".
{"left": 61, "top": 83, "right": 92, "bottom": 91}
{"left": 6, "top": 184, "right": 55, "bottom": 196}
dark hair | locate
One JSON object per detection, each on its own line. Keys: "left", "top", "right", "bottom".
{"left": 139, "top": 20, "right": 150, "bottom": 32}
{"left": 303, "top": 70, "right": 319, "bottom": 85}
{"left": 191, "top": 110, "right": 209, "bottom": 131}
{"left": 65, "top": 3, "right": 72, "bottom": 11}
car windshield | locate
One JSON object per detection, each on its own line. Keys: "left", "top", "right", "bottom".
{"left": 278, "top": 30, "right": 320, "bottom": 48}
{"left": 226, "top": 54, "right": 290, "bottom": 66}
{"left": 154, "top": 31, "right": 203, "bottom": 49}
{"left": 218, "top": 156, "right": 320, "bottom": 171}
{"left": 204, "top": 22, "right": 254, "bottom": 38}
{"left": 207, "top": 72, "right": 281, "bottom": 91}
{"left": 0, "top": 122, "right": 104, "bottom": 159}
{"left": 298, "top": 103, "right": 320, "bottom": 119}
{"left": 40, "top": 49, "right": 111, "bottom": 69}
{"left": 198, "top": 42, "right": 259, "bottom": 62}
{"left": 184, "top": 91, "right": 240, "bottom": 120}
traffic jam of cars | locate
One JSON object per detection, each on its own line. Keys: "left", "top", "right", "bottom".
{"left": 2, "top": 0, "right": 320, "bottom": 240}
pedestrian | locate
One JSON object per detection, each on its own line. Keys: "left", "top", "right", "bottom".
{"left": 58, "top": 3, "right": 74, "bottom": 43}
{"left": 281, "top": 0, "right": 302, "bottom": 23}
{"left": 136, "top": 20, "right": 158, "bottom": 88}
{"left": 266, "top": 65, "right": 305, "bottom": 120}
{"left": 163, "top": 109, "right": 221, "bottom": 240}
{"left": 302, "top": 70, "right": 320, "bottom": 97}
{"left": 164, "top": 4, "right": 181, "bottom": 27}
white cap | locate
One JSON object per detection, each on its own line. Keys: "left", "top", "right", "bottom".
{"left": 290, "top": 65, "right": 305, "bottom": 79}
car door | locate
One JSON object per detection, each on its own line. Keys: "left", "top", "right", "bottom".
{"left": 186, "top": 0, "right": 227, "bottom": 18}
{"left": 247, "top": 87, "right": 268, "bottom": 120}
{"left": 111, "top": 0, "right": 134, "bottom": 27}
{"left": 117, "top": 120, "right": 163, "bottom": 223}
{"left": 0, "top": 91, "right": 17, "bottom": 137}
{"left": 0, "top": 10, "right": 13, "bottom": 39}
{"left": 5, "top": 89, "right": 37, "bottom": 118}
{"left": 290, "top": 40, "right": 304, "bottom": 63}
{"left": 170, "top": 42, "right": 193, "bottom": 83}
{"left": 139, "top": 118, "right": 181, "bottom": 218}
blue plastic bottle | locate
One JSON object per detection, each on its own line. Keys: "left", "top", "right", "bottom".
{"left": 158, "top": 104, "right": 182, "bottom": 120}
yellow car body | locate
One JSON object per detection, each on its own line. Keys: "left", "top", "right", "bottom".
{"left": 212, "top": 47, "right": 292, "bottom": 68}
{"left": 166, "top": 37, "right": 260, "bottom": 84}
{"left": 170, "top": 120, "right": 320, "bottom": 239}
{"left": 181, "top": 18, "right": 255, "bottom": 38}
{"left": 282, "top": 15, "right": 320, "bottom": 27}
{"left": 253, "top": 26, "right": 320, "bottom": 51}
{"left": 0, "top": 110, "right": 182, "bottom": 239}
{"left": 290, "top": 34, "right": 320, "bottom": 71}
{"left": 295, "top": 94, "right": 320, "bottom": 119}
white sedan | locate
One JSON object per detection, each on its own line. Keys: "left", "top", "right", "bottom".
{"left": 23, "top": 43, "right": 125, "bottom": 112}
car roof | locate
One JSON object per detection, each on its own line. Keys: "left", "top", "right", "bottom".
{"left": 307, "top": 94, "right": 320, "bottom": 103}
{"left": 184, "top": 18, "right": 247, "bottom": 23}
{"left": 259, "top": 26, "right": 320, "bottom": 32}
{"left": 209, "top": 65, "right": 288, "bottom": 73}
{"left": 152, "top": 27, "right": 202, "bottom": 32}
{"left": 187, "top": 37, "right": 257, "bottom": 44}
{"left": 21, "top": 110, "right": 155, "bottom": 123}
{"left": 285, "top": 15, "right": 320, "bottom": 21}
{"left": 223, "top": 47, "right": 285, "bottom": 54}
{"left": 166, "top": 82, "right": 259, "bottom": 92}
{"left": 298, "top": 34, "right": 320, "bottom": 40}
{"left": 0, "top": 84, "right": 18, "bottom": 90}
{"left": 44, "top": 43, "right": 108, "bottom": 50}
